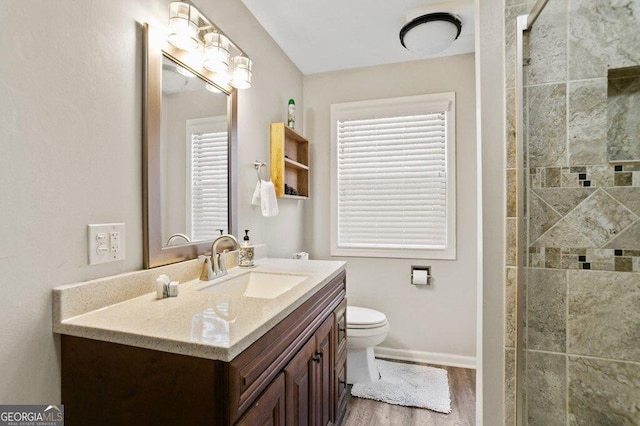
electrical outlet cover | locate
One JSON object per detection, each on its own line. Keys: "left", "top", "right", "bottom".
{"left": 88, "top": 223, "right": 125, "bottom": 265}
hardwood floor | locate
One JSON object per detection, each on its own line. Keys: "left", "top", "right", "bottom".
{"left": 342, "top": 361, "right": 476, "bottom": 426}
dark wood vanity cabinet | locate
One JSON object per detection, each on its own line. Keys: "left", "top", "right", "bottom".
{"left": 236, "top": 373, "right": 286, "bottom": 425}
{"left": 61, "top": 270, "right": 346, "bottom": 426}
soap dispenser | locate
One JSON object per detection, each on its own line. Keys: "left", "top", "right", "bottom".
{"left": 239, "top": 230, "right": 255, "bottom": 267}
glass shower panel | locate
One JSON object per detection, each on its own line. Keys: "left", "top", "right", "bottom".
{"left": 513, "top": 0, "right": 640, "bottom": 424}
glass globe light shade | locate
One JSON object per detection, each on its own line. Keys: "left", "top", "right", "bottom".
{"left": 203, "top": 32, "right": 231, "bottom": 74}
{"left": 230, "top": 56, "right": 252, "bottom": 89}
{"left": 400, "top": 13, "right": 462, "bottom": 56}
{"left": 168, "top": 2, "right": 200, "bottom": 52}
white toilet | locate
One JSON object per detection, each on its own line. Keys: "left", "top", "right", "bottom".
{"left": 346, "top": 306, "right": 389, "bottom": 384}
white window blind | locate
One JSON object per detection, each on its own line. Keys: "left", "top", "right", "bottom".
{"left": 330, "top": 93, "right": 456, "bottom": 259}
{"left": 186, "top": 117, "right": 228, "bottom": 241}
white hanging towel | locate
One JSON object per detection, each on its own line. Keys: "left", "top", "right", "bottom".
{"left": 251, "top": 181, "right": 261, "bottom": 206}
{"left": 260, "top": 180, "right": 279, "bottom": 217}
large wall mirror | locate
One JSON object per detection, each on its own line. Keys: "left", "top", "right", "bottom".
{"left": 143, "top": 24, "right": 237, "bottom": 268}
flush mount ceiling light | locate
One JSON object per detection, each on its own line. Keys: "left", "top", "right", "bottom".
{"left": 166, "top": 1, "right": 253, "bottom": 89}
{"left": 162, "top": 63, "right": 189, "bottom": 93}
{"left": 399, "top": 12, "right": 462, "bottom": 55}
{"left": 175, "top": 65, "right": 196, "bottom": 78}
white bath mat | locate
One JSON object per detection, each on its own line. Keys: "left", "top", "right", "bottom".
{"left": 350, "top": 360, "right": 452, "bottom": 414}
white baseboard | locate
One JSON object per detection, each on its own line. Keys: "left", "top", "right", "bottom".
{"left": 374, "top": 346, "right": 477, "bottom": 369}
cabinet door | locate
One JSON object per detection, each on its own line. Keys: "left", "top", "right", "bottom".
{"left": 285, "top": 337, "right": 317, "bottom": 425}
{"left": 315, "top": 315, "right": 334, "bottom": 426}
{"left": 236, "top": 373, "right": 285, "bottom": 426}
{"left": 332, "top": 299, "right": 347, "bottom": 425}
{"left": 334, "top": 351, "right": 348, "bottom": 426}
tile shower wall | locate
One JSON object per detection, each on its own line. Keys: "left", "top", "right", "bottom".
{"left": 504, "top": 0, "right": 640, "bottom": 424}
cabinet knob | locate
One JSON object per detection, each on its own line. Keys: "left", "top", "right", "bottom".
{"left": 312, "top": 353, "right": 322, "bottom": 363}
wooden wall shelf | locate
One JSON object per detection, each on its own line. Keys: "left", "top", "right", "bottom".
{"left": 270, "top": 123, "right": 309, "bottom": 198}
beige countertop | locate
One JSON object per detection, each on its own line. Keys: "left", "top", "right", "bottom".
{"left": 53, "top": 258, "right": 346, "bottom": 362}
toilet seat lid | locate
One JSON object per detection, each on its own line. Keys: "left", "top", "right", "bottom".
{"left": 347, "top": 306, "right": 387, "bottom": 328}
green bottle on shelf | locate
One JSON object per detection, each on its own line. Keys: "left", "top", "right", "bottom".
{"left": 287, "top": 98, "right": 295, "bottom": 129}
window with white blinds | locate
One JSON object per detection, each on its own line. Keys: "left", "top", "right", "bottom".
{"left": 186, "top": 117, "right": 228, "bottom": 241}
{"left": 330, "top": 93, "right": 456, "bottom": 259}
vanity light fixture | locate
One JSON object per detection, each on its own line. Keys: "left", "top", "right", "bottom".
{"left": 399, "top": 12, "right": 462, "bottom": 55}
{"left": 166, "top": 1, "right": 252, "bottom": 89}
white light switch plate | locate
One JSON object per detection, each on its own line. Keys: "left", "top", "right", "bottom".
{"left": 88, "top": 223, "right": 125, "bottom": 265}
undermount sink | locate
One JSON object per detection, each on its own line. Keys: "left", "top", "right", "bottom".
{"left": 199, "top": 271, "right": 309, "bottom": 299}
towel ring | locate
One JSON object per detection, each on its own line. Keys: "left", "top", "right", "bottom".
{"left": 253, "top": 161, "right": 269, "bottom": 181}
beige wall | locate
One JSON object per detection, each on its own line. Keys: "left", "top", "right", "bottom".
{"left": 0, "top": 0, "right": 303, "bottom": 402}
{"left": 303, "top": 54, "right": 477, "bottom": 361}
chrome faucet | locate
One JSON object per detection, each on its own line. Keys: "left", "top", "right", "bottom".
{"left": 210, "top": 234, "right": 240, "bottom": 278}
{"left": 166, "top": 233, "right": 191, "bottom": 246}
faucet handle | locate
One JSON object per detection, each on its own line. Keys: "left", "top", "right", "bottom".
{"left": 219, "top": 250, "right": 229, "bottom": 274}
{"left": 213, "top": 253, "right": 221, "bottom": 275}
{"left": 200, "top": 256, "right": 214, "bottom": 281}
{"left": 214, "top": 253, "right": 228, "bottom": 277}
